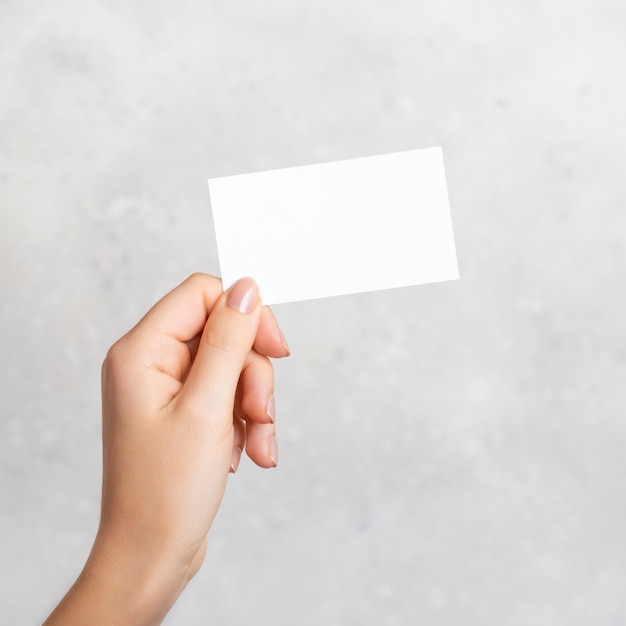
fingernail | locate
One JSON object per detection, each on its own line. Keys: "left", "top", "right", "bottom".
{"left": 266, "top": 393, "right": 276, "bottom": 424}
{"left": 279, "top": 329, "right": 291, "bottom": 356}
{"left": 227, "top": 277, "right": 259, "bottom": 314}
{"left": 269, "top": 436, "right": 278, "bottom": 468}
{"left": 230, "top": 446, "right": 242, "bottom": 473}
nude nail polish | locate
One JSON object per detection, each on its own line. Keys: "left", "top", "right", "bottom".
{"left": 269, "top": 436, "right": 278, "bottom": 468}
{"left": 266, "top": 393, "right": 276, "bottom": 424}
{"left": 230, "top": 446, "right": 243, "bottom": 473}
{"left": 227, "top": 277, "right": 259, "bottom": 314}
{"left": 279, "top": 329, "right": 291, "bottom": 356}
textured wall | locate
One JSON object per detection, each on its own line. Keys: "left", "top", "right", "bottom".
{"left": 1, "top": 2, "right": 625, "bottom": 624}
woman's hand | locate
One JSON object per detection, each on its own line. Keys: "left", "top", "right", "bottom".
{"left": 45, "top": 274, "right": 290, "bottom": 625}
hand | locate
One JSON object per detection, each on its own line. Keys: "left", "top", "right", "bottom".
{"left": 45, "top": 274, "right": 290, "bottom": 625}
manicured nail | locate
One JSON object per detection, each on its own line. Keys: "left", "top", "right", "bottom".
{"left": 279, "top": 329, "right": 291, "bottom": 356}
{"left": 230, "top": 446, "right": 242, "bottom": 473}
{"left": 266, "top": 393, "right": 276, "bottom": 424}
{"left": 227, "top": 277, "right": 259, "bottom": 314}
{"left": 269, "top": 436, "right": 278, "bottom": 468}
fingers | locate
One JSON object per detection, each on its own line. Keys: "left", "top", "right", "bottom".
{"left": 127, "top": 273, "right": 288, "bottom": 364}
{"left": 120, "top": 272, "right": 289, "bottom": 469}
{"left": 135, "top": 273, "right": 224, "bottom": 343}
{"left": 173, "top": 277, "right": 262, "bottom": 433}
{"left": 184, "top": 306, "right": 288, "bottom": 368}
{"left": 254, "top": 307, "right": 290, "bottom": 358}
{"left": 239, "top": 350, "right": 275, "bottom": 425}
{"left": 233, "top": 350, "right": 279, "bottom": 469}
{"left": 246, "top": 422, "right": 278, "bottom": 469}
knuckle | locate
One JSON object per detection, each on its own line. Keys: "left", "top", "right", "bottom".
{"left": 102, "top": 339, "right": 123, "bottom": 370}
{"left": 185, "top": 272, "right": 222, "bottom": 291}
{"left": 101, "top": 337, "right": 132, "bottom": 385}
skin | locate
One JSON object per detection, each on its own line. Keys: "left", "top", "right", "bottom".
{"left": 44, "top": 274, "right": 290, "bottom": 625}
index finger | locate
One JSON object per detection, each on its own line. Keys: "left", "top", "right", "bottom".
{"left": 136, "top": 273, "right": 224, "bottom": 343}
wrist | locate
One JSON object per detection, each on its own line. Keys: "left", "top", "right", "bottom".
{"left": 44, "top": 528, "right": 194, "bottom": 626}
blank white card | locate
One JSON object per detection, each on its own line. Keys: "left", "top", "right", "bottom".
{"left": 208, "top": 147, "right": 459, "bottom": 305}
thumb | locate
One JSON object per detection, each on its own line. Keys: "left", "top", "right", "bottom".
{"left": 175, "top": 277, "right": 262, "bottom": 430}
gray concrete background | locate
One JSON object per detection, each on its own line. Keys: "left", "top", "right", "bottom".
{"left": 1, "top": 1, "right": 625, "bottom": 624}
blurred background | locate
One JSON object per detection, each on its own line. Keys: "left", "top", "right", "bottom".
{"left": 1, "top": 1, "right": 625, "bottom": 624}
